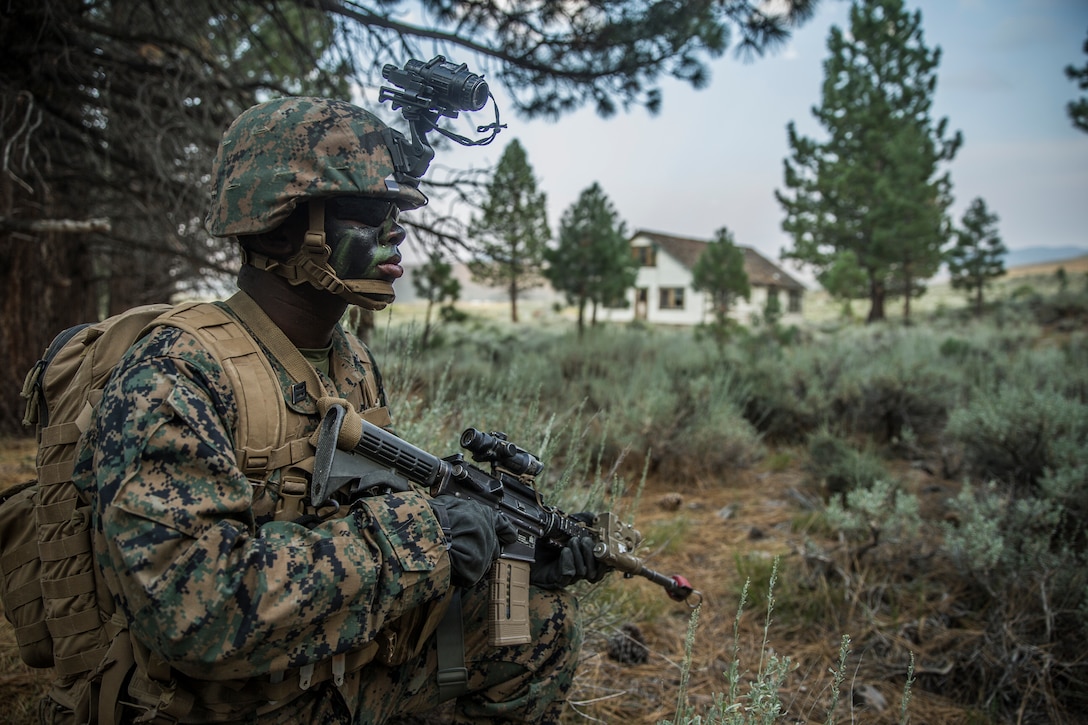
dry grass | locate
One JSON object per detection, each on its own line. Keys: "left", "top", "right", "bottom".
{"left": 563, "top": 462, "right": 993, "bottom": 725}
{"left": 1001, "top": 254, "right": 1088, "bottom": 280}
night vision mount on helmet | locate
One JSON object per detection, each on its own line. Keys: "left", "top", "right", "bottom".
{"left": 379, "top": 55, "right": 506, "bottom": 185}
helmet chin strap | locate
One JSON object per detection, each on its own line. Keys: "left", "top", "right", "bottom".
{"left": 244, "top": 199, "right": 396, "bottom": 311}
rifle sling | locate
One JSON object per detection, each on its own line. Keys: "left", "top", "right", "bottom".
{"left": 435, "top": 589, "right": 469, "bottom": 702}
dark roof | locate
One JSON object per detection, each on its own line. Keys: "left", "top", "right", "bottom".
{"left": 632, "top": 229, "right": 806, "bottom": 291}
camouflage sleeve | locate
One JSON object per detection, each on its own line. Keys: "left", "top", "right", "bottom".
{"left": 74, "top": 326, "right": 451, "bottom": 679}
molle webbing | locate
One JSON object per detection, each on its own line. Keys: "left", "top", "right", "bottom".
{"left": 32, "top": 305, "right": 178, "bottom": 684}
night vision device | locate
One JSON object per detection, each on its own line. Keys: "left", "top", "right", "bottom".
{"left": 379, "top": 55, "right": 504, "bottom": 183}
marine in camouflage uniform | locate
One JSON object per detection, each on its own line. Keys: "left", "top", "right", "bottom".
{"left": 70, "top": 97, "right": 597, "bottom": 724}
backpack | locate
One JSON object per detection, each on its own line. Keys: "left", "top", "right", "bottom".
{"left": 0, "top": 293, "right": 384, "bottom": 723}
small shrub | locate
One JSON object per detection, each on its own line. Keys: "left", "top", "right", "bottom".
{"left": 734, "top": 351, "right": 820, "bottom": 444}
{"left": 1009, "top": 283, "right": 1036, "bottom": 301}
{"left": 1033, "top": 287, "right": 1088, "bottom": 327}
{"left": 764, "top": 450, "right": 794, "bottom": 472}
{"left": 938, "top": 335, "right": 971, "bottom": 358}
{"left": 662, "top": 559, "right": 796, "bottom": 725}
{"left": 942, "top": 480, "right": 1088, "bottom": 719}
{"left": 803, "top": 429, "right": 887, "bottom": 499}
{"left": 825, "top": 478, "right": 922, "bottom": 549}
{"left": 827, "top": 331, "right": 954, "bottom": 444}
{"left": 602, "top": 362, "right": 763, "bottom": 483}
{"left": 945, "top": 385, "right": 1087, "bottom": 491}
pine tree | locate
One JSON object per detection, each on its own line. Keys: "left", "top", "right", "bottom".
{"left": 1066, "top": 31, "right": 1088, "bottom": 134}
{"left": 411, "top": 251, "right": 461, "bottom": 346}
{"left": 821, "top": 250, "right": 869, "bottom": 319}
{"left": 776, "top": 0, "right": 960, "bottom": 323}
{"left": 692, "top": 227, "right": 751, "bottom": 328}
{"left": 545, "top": 183, "right": 636, "bottom": 336}
{"left": 947, "top": 197, "right": 1006, "bottom": 316}
{"left": 468, "top": 139, "right": 551, "bottom": 323}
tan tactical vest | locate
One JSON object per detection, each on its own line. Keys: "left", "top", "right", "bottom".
{"left": 3, "top": 292, "right": 438, "bottom": 725}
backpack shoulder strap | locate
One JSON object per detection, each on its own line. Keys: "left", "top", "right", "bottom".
{"left": 151, "top": 299, "right": 300, "bottom": 479}
{"left": 222, "top": 291, "right": 331, "bottom": 404}
{"left": 353, "top": 337, "right": 388, "bottom": 410}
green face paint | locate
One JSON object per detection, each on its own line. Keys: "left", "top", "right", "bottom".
{"left": 325, "top": 198, "right": 405, "bottom": 281}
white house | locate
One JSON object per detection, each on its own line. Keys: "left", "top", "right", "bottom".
{"left": 602, "top": 230, "right": 806, "bottom": 326}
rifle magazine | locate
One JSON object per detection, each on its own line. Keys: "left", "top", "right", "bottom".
{"left": 488, "top": 558, "right": 531, "bottom": 646}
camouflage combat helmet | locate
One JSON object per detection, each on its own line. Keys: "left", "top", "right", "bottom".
{"left": 207, "top": 97, "right": 427, "bottom": 309}
{"left": 208, "top": 97, "right": 426, "bottom": 236}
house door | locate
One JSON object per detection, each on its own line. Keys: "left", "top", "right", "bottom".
{"left": 635, "top": 288, "right": 648, "bottom": 320}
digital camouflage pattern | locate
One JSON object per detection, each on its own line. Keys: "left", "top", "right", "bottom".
{"left": 349, "top": 581, "right": 582, "bottom": 724}
{"left": 71, "top": 313, "right": 582, "bottom": 722}
{"left": 68, "top": 320, "right": 450, "bottom": 709}
{"left": 257, "top": 582, "right": 582, "bottom": 724}
{"left": 206, "top": 97, "right": 427, "bottom": 238}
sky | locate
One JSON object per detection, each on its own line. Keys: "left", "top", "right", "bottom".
{"left": 402, "top": 0, "right": 1088, "bottom": 280}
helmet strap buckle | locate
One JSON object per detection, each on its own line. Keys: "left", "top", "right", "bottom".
{"left": 303, "top": 230, "right": 327, "bottom": 255}
{"left": 303, "top": 199, "right": 328, "bottom": 255}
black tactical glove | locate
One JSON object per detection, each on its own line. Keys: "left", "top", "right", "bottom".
{"left": 429, "top": 496, "right": 517, "bottom": 587}
{"left": 530, "top": 513, "right": 609, "bottom": 589}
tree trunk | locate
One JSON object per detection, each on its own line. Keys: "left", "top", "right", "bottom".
{"left": 422, "top": 298, "right": 434, "bottom": 347}
{"left": 509, "top": 276, "right": 519, "bottom": 323}
{"left": 902, "top": 267, "right": 913, "bottom": 322}
{"left": 0, "top": 231, "right": 96, "bottom": 435}
{"left": 867, "top": 277, "right": 887, "bottom": 323}
{"left": 577, "top": 301, "right": 586, "bottom": 338}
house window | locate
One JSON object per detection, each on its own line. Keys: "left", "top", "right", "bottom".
{"left": 788, "top": 290, "right": 802, "bottom": 313}
{"left": 632, "top": 246, "right": 656, "bottom": 267}
{"left": 659, "top": 287, "right": 684, "bottom": 310}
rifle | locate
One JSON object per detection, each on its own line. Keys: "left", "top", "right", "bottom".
{"left": 311, "top": 403, "right": 701, "bottom": 646}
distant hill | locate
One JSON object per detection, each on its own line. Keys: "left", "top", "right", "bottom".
{"left": 1002, "top": 253, "right": 1088, "bottom": 280}
{"left": 1005, "top": 246, "right": 1088, "bottom": 269}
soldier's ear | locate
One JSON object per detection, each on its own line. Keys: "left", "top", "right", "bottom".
{"left": 237, "top": 203, "right": 310, "bottom": 260}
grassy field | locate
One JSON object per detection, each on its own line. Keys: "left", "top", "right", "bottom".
{"left": 1, "top": 255, "right": 1085, "bottom": 724}
{"left": 377, "top": 255, "right": 1088, "bottom": 329}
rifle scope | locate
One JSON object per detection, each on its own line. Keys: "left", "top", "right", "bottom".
{"left": 460, "top": 428, "right": 543, "bottom": 478}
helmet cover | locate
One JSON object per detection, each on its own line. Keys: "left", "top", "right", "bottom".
{"left": 207, "top": 97, "right": 426, "bottom": 238}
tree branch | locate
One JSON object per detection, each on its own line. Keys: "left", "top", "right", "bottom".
{"left": 0, "top": 216, "right": 112, "bottom": 233}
